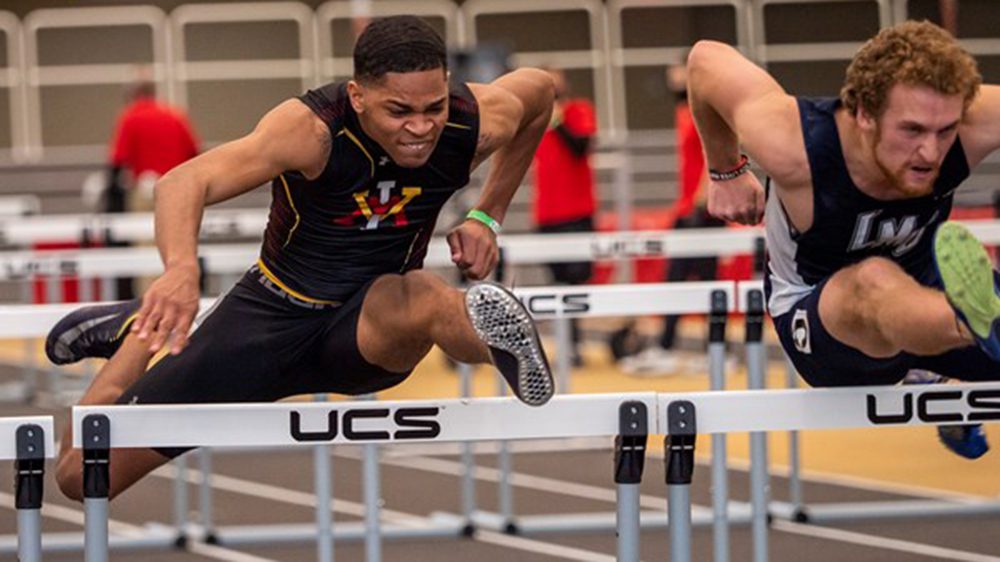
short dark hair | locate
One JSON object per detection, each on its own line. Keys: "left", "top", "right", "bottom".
{"left": 353, "top": 16, "right": 447, "bottom": 83}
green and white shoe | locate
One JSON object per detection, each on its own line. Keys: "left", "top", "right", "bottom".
{"left": 933, "top": 221, "right": 1000, "bottom": 361}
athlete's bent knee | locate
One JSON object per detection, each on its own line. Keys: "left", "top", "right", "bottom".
{"left": 848, "top": 257, "right": 909, "bottom": 299}
{"left": 56, "top": 453, "right": 83, "bottom": 502}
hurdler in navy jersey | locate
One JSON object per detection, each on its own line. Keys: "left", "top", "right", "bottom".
{"left": 690, "top": 22, "right": 1000, "bottom": 459}
{"left": 260, "top": 81, "right": 480, "bottom": 303}
{"left": 765, "top": 97, "right": 969, "bottom": 320}
{"left": 44, "top": 16, "right": 557, "bottom": 501}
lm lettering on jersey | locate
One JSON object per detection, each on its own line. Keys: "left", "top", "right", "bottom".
{"left": 847, "top": 209, "right": 940, "bottom": 257}
{"left": 335, "top": 180, "right": 422, "bottom": 230}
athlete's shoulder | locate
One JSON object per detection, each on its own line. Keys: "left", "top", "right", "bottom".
{"left": 445, "top": 81, "right": 480, "bottom": 133}
{"left": 449, "top": 81, "right": 479, "bottom": 113}
{"left": 298, "top": 81, "right": 351, "bottom": 128}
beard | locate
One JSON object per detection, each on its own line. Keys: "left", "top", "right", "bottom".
{"left": 870, "top": 126, "right": 938, "bottom": 197}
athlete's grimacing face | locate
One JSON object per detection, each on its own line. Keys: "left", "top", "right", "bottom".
{"left": 858, "top": 83, "right": 964, "bottom": 197}
{"left": 348, "top": 68, "right": 449, "bottom": 168}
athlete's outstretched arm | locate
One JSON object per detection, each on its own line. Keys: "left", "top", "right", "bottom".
{"left": 960, "top": 84, "right": 1000, "bottom": 168}
{"left": 448, "top": 68, "right": 555, "bottom": 280}
{"left": 134, "top": 100, "right": 330, "bottom": 354}
{"left": 687, "top": 40, "right": 808, "bottom": 224}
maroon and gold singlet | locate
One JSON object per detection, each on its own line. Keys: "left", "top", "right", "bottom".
{"left": 258, "top": 81, "right": 480, "bottom": 304}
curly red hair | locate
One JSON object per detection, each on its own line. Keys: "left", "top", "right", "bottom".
{"left": 841, "top": 20, "right": 980, "bottom": 117}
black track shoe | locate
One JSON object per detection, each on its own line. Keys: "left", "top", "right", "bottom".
{"left": 45, "top": 299, "right": 142, "bottom": 365}
{"left": 465, "top": 282, "right": 554, "bottom": 406}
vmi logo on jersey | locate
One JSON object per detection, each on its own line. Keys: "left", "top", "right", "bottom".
{"left": 848, "top": 210, "right": 940, "bottom": 257}
{"left": 519, "top": 293, "right": 591, "bottom": 317}
{"left": 866, "top": 388, "right": 1000, "bottom": 425}
{"left": 289, "top": 407, "right": 441, "bottom": 442}
{"left": 335, "top": 180, "right": 422, "bottom": 230}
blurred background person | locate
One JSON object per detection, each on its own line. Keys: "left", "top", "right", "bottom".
{"left": 939, "top": 0, "right": 958, "bottom": 35}
{"left": 620, "top": 61, "right": 725, "bottom": 376}
{"left": 532, "top": 67, "right": 598, "bottom": 367}
{"left": 105, "top": 72, "right": 200, "bottom": 298}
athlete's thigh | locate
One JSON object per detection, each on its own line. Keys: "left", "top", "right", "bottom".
{"left": 306, "top": 277, "right": 413, "bottom": 396}
{"left": 774, "top": 277, "right": 913, "bottom": 387}
{"left": 118, "top": 278, "right": 318, "bottom": 406}
{"left": 356, "top": 271, "right": 456, "bottom": 365}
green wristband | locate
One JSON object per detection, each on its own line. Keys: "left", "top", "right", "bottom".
{"left": 466, "top": 209, "right": 501, "bottom": 235}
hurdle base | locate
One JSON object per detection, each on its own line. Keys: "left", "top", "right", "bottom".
{"left": 202, "top": 517, "right": 468, "bottom": 546}
{"left": 770, "top": 499, "right": 1000, "bottom": 523}
{"left": 0, "top": 517, "right": 470, "bottom": 555}
{"left": 463, "top": 503, "right": 754, "bottom": 535}
{"left": 0, "top": 524, "right": 179, "bottom": 554}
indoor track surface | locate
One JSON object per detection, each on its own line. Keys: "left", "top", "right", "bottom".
{"left": 2, "top": 326, "right": 1000, "bottom": 562}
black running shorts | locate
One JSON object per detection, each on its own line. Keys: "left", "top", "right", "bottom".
{"left": 117, "top": 268, "right": 412, "bottom": 457}
{"left": 772, "top": 266, "right": 1000, "bottom": 387}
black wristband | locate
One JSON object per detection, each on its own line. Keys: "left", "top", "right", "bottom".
{"left": 709, "top": 154, "right": 751, "bottom": 181}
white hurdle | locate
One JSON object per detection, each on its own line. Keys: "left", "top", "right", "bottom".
{"left": 658, "top": 380, "right": 1000, "bottom": 562}
{"left": 0, "top": 281, "right": 744, "bottom": 562}
{"left": 71, "top": 382, "right": 1000, "bottom": 562}
{"left": 1, "top": 415, "right": 55, "bottom": 562}
{"left": 737, "top": 278, "right": 1000, "bottom": 529}
{"left": 73, "top": 394, "right": 660, "bottom": 562}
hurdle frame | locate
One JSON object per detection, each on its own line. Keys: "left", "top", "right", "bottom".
{"left": 72, "top": 383, "right": 1000, "bottom": 562}
{"left": 9, "top": 224, "right": 1000, "bottom": 558}
{"left": 73, "top": 392, "right": 662, "bottom": 562}
{"left": 1, "top": 415, "right": 55, "bottom": 562}
{"left": 734, "top": 280, "right": 1000, "bottom": 527}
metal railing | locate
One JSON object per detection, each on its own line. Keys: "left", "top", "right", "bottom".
{"left": 0, "top": 0, "right": 997, "bottom": 163}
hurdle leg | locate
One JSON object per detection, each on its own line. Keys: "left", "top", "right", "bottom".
{"left": 491, "top": 245, "right": 516, "bottom": 534}
{"left": 495, "top": 374, "right": 516, "bottom": 533}
{"left": 784, "top": 357, "right": 805, "bottom": 520}
{"left": 360, "top": 393, "right": 381, "bottom": 562}
{"left": 45, "top": 276, "right": 64, "bottom": 405}
{"left": 313, "top": 393, "right": 334, "bottom": 562}
{"left": 615, "top": 401, "right": 648, "bottom": 562}
{"left": 707, "top": 290, "right": 730, "bottom": 562}
{"left": 82, "top": 414, "right": 111, "bottom": 562}
{"left": 314, "top": 444, "right": 334, "bottom": 562}
{"left": 554, "top": 317, "right": 572, "bottom": 394}
{"left": 458, "top": 362, "right": 477, "bottom": 535}
{"left": 173, "top": 455, "right": 189, "bottom": 547}
{"left": 362, "top": 442, "right": 381, "bottom": 562}
{"left": 16, "top": 424, "right": 45, "bottom": 562}
{"left": 745, "top": 290, "right": 769, "bottom": 562}
{"left": 19, "top": 282, "right": 38, "bottom": 404}
{"left": 198, "top": 448, "right": 218, "bottom": 543}
{"left": 665, "top": 401, "right": 696, "bottom": 562}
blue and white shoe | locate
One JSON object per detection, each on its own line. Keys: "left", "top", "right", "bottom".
{"left": 937, "top": 424, "right": 989, "bottom": 460}
{"left": 45, "top": 299, "right": 141, "bottom": 365}
{"left": 933, "top": 221, "right": 1000, "bottom": 361}
{"left": 903, "top": 370, "right": 989, "bottom": 460}
{"left": 465, "top": 282, "right": 554, "bottom": 406}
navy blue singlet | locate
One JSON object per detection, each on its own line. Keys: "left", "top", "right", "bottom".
{"left": 765, "top": 97, "right": 970, "bottom": 317}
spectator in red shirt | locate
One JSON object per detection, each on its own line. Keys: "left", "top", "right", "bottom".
{"left": 532, "top": 68, "right": 598, "bottom": 366}
{"left": 107, "top": 78, "right": 199, "bottom": 214}
{"left": 106, "top": 77, "right": 199, "bottom": 298}
{"left": 621, "top": 62, "right": 725, "bottom": 375}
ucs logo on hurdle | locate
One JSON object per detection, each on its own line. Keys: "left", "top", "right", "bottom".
{"left": 591, "top": 238, "right": 664, "bottom": 259}
{"left": 520, "top": 293, "right": 591, "bottom": 316}
{"left": 866, "top": 388, "right": 1000, "bottom": 425}
{"left": 289, "top": 407, "right": 441, "bottom": 442}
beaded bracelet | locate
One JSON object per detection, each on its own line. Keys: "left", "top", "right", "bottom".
{"left": 708, "top": 154, "right": 751, "bottom": 181}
